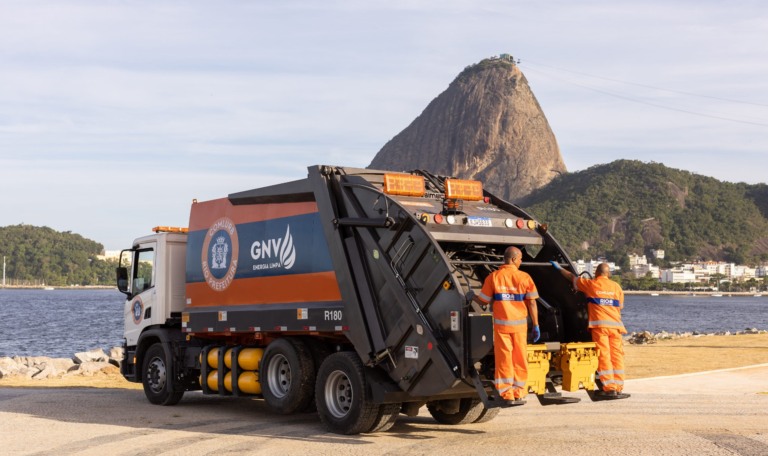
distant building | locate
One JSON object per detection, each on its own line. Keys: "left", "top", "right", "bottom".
{"left": 660, "top": 269, "right": 696, "bottom": 283}
{"left": 651, "top": 249, "right": 665, "bottom": 260}
{"left": 573, "top": 259, "right": 620, "bottom": 276}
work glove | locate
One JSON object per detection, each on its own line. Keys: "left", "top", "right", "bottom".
{"left": 549, "top": 260, "right": 562, "bottom": 270}
{"left": 532, "top": 325, "right": 540, "bottom": 343}
{"left": 465, "top": 290, "right": 476, "bottom": 303}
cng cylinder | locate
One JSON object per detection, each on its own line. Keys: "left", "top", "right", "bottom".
{"left": 224, "top": 371, "right": 262, "bottom": 394}
{"left": 237, "top": 348, "right": 264, "bottom": 371}
{"left": 222, "top": 347, "right": 264, "bottom": 370}
{"left": 205, "top": 371, "right": 218, "bottom": 391}
{"left": 206, "top": 348, "right": 220, "bottom": 369}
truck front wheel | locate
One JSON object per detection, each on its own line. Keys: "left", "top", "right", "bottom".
{"left": 316, "top": 352, "right": 380, "bottom": 434}
{"left": 142, "top": 343, "right": 183, "bottom": 406}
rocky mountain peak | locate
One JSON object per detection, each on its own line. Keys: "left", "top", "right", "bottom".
{"left": 369, "top": 57, "right": 566, "bottom": 202}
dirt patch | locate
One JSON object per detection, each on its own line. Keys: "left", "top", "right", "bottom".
{"left": 624, "top": 333, "right": 768, "bottom": 378}
{"left": 0, "top": 370, "right": 142, "bottom": 389}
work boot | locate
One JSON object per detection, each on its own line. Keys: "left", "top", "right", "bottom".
{"left": 596, "top": 390, "right": 618, "bottom": 398}
{"left": 504, "top": 398, "right": 526, "bottom": 406}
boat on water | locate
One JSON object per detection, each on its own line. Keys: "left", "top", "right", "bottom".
{"left": 650, "top": 293, "right": 659, "bottom": 296}
{"left": 755, "top": 294, "right": 763, "bottom": 297}
{"left": 711, "top": 293, "right": 723, "bottom": 297}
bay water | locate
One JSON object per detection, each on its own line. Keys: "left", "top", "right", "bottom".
{"left": 0, "top": 289, "right": 766, "bottom": 358}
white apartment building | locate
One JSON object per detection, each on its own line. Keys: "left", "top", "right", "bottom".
{"left": 573, "top": 259, "right": 620, "bottom": 276}
{"left": 627, "top": 253, "right": 659, "bottom": 278}
{"left": 660, "top": 269, "right": 696, "bottom": 283}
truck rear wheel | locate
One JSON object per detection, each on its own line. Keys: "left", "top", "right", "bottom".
{"left": 426, "top": 398, "right": 484, "bottom": 425}
{"left": 316, "top": 352, "right": 379, "bottom": 435}
{"left": 473, "top": 405, "right": 500, "bottom": 423}
{"left": 367, "top": 403, "right": 401, "bottom": 433}
{"left": 261, "top": 338, "right": 315, "bottom": 414}
{"left": 142, "top": 343, "right": 183, "bottom": 406}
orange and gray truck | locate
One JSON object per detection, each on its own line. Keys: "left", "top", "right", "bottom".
{"left": 116, "top": 165, "right": 601, "bottom": 434}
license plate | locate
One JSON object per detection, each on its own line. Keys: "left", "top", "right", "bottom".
{"left": 467, "top": 216, "right": 492, "bottom": 227}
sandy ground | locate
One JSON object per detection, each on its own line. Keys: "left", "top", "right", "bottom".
{"left": 2, "top": 333, "right": 767, "bottom": 389}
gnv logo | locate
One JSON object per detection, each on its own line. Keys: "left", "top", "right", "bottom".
{"left": 251, "top": 225, "right": 296, "bottom": 271}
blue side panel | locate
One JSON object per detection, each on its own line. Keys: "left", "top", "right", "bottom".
{"left": 186, "top": 212, "right": 334, "bottom": 283}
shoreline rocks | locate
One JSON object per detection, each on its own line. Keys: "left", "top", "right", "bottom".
{"left": 0, "top": 347, "right": 123, "bottom": 380}
{"left": 625, "top": 328, "right": 767, "bottom": 345}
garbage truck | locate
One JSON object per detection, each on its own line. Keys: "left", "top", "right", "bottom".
{"left": 116, "top": 165, "right": 601, "bottom": 434}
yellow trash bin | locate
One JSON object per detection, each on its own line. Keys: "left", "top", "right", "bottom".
{"left": 525, "top": 344, "right": 551, "bottom": 395}
{"left": 558, "top": 342, "right": 599, "bottom": 392}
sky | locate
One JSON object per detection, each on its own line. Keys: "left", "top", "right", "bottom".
{"left": 1, "top": 1, "right": 767, "bottom": 251}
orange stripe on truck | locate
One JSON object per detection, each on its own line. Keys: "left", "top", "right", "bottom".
{"left": 188, "top": 198, "right": 320, "bottom": 231}
{"left": 186, "top": 271, "right": 342, "bottom": 306}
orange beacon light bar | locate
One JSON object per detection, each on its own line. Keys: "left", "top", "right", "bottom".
{"left": 152, "top": 226, "right": 189, "bottom": 233}
{"left": 444, "top": 178, "right": 483, "bottom": 201}
{"left": 383, "top": 173, "right": 426, "bottom": 197}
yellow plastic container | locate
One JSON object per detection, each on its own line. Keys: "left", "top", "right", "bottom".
{"left": 524, "top": 344, "right": 551, "bottom": 395}
{"left": 558, "top": 342, "right": 599, "bottom": 392}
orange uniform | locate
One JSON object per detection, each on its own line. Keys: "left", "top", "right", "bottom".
{"left": 478, "top": 264, "right": 539, "bottom": 400}
{"left": 574, "top": 275, "right": 626, "bottom": 392}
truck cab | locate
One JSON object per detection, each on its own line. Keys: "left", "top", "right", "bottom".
{"left": 116, "top": 227, "right": 188, "bottom": 381}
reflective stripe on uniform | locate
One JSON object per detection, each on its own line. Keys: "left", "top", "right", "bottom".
{"left": 587, "top": 297, "right": 621, "bottom": 307}
{"left": 495, "top": 318, "right": 528, "bottom": 327}
{"left": 494, "top": 292, "right": 526, "bottom": 301}
{"left": 478, "top": 291, "right": 492, "bottom": 302}
{"left": 589, "top": 320, "right": 624, "bottom": 328}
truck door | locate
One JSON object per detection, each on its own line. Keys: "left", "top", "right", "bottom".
{"left": 124, "top": 245, "right": 157, "bottom": 346}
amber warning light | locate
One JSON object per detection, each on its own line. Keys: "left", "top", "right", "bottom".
{"left": 152, "top": 226, "right": 189, "bottom": 233}
{"left": 445, "top": 179, "right": 483, "bottom": 201}
{"left": 383, "top": 173, "right": 426, "bottom": 197}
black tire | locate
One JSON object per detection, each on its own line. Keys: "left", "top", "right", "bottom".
{"left": 260, "top": 338, "right": 315, "bottom": 414}
{"left": 427, "top": 398, "right": 484, "bottom": 425}
{"left": 142, "top": 343, "right": 184, "bottom": 406}
{"left": 316, "top": 352, "right": 380, "bottom": 435}
{"left": 367, "top": 403, "right": 401, "bottom": 433}
{"left": 473, "top": 405, "right": 501, "bottom": 423}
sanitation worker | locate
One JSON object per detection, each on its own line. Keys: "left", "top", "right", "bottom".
{"left": 550, "top": 261, "right": 627, "bottom": 397}
{"left": 471, "top": 246, "right": 540, "bottom": 405}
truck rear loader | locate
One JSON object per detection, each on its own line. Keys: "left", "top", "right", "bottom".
{"left": 117, "top": 165, "right": 599, "bottom": 434}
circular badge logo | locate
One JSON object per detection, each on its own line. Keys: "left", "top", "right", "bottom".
{"left": 202, "top": 217, "right": 239, "bottom": 292}
{"left": 132, "top": 298, "right": 144, "bottom": 324}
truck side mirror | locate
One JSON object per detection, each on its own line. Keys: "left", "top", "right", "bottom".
{"left": 116, "top": 267, "right": 130, "bottom": 295}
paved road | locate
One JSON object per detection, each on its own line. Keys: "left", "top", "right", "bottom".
{"left": 2, "top": 365, "right": 768, "bottom": 456}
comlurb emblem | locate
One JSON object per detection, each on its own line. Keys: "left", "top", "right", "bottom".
{"left": 202, "top": 217, "right": 239, "bottom": 292}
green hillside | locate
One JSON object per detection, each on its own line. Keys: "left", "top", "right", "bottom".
{"left": 0, "top": 224, "right": 116, "bottom": 287}
{"left": 518, "top": 160, "right": 768, "bottom": 266}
